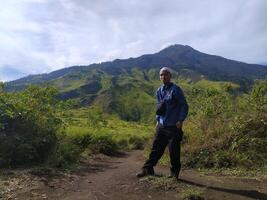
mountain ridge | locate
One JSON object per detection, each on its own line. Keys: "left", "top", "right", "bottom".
{"left": 5, "top": 44, "right": 267, "bottom": 92}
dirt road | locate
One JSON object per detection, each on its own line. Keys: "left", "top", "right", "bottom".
{"left": 1, "top": 150, "right": 267, "bottom": 200}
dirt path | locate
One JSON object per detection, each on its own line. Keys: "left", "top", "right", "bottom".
{"left": 1, "top": 150, "right": 267, "bottom": 200}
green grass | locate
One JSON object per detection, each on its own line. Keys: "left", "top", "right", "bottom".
{"left": 196, "top": 167, "right": 267, "bottom": 178}
{"left": 195, "top": 79, "right": 239, "bottom": 91}
{"left": 50, "top": 107, "right": 154, "bottom": 167}
{"left": 64, "top": 117, "right": 153, "bottom": 151}
{"left": 181, "top": 187, "right": 204, "bottom": 200}
{"left": 50, "top": 74, "right": 87, "bottom": 92}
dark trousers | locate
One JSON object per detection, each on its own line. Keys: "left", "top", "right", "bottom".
{"left": 143, "top": 126, "right": 183, "bottom": 174}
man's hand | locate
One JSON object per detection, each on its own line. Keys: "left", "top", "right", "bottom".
{"left": 176, "top": 121, "right": 183, "bottom": 129}
{"left": 155, "top": 121, "right": 160, "bottom": 129}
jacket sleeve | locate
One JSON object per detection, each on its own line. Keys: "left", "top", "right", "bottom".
{"left": 155, "top": 88, "right": 161, "bottom": 122}
{"left": 174, "top": 86, "right": 189, "bottom": 122}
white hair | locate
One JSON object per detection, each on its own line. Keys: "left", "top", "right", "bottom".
{"left": 159, "top": 67, "right": 172, "bottom": 74}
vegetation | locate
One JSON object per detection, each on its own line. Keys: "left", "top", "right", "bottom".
{"left": 181, "top": 79, "right": 267, "bottom": 170}
{"left": 51, "top": 108, "right": 152, "bottom": 167}
{"left": 181, "top": 187, "right": 204, "bottom": 200}
{"left": 0, "top": 71, "right": 266, "bottom": 173}
{"left": 0, "top": 83, "right": 151, "bottom": 168}
{"left": 0, "top": 85, "right": 62, "bottom": 167}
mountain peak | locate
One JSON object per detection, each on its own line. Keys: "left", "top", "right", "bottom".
{"left": 169, "top": 44, "right": 193, "bottom": 48}
{"left": 158, "top": 44, "right": 196, "bottom": 55}
{"left": 163, "top": 44, "right": 194, "bottom": 50}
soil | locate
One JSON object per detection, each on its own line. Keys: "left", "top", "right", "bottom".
{"left": 0, "top": 150, "right": 266, "bottom": 200}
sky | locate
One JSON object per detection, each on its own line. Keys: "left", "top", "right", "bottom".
{"left": 0, "top": 0, "right": 267, "bottom": 82}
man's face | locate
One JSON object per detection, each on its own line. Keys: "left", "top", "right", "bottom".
{"left": 160, "top": 70, "right": 171, "bottom": 85}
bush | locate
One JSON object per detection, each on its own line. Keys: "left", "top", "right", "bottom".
{"left": 0, "top": 86, "right": 62, "bottom": 167}
{"left": 90, "top": 134, "right": 119, "bottom": 155}
{"left": 231, "top": 115, "right": 267, "bottom": 168}
{"left": 182, "top": 79, "right": 267, "bottom": 169}
{"left": 52, "top": 139, "right": 82, "bottom": 167}
{"left": 129, "top": 135, "right": 146, "bottom": 149}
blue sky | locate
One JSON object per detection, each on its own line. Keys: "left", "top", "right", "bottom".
{"left": 1, "top": 0, "right": 267, "bottom": 82}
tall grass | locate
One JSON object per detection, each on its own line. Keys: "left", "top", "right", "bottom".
{"left": 50, "top": 107, "right": 153, "bottom": 167}
{"left": 181, "top": 79, "right": 267, "bottom": 170}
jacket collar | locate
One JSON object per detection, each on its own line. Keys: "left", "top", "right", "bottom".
{"left": 162, "top": 82, "right": 173, "bottom": 90}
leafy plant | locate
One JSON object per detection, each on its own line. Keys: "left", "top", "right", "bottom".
{"left": 0, "top": 86, "right": 62, "bottom": 167}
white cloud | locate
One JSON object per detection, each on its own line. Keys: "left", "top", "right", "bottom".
{"left": 0, "top": 0, "right": 267, "bottom": 81}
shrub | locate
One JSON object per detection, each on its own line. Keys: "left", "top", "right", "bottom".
{"left": 51, "top": 139, "right": 82, "bottom": 168}
{"left": 129, "top": 135, "right": 146, "bottom": 149}
{"left": 90, "top": 134, "right": 118, "bottom": 155}
{"left": 0, "top": 86, "right": 62, "bottom": 167}
{"left": 182, "top": 79, "right": 267, "bottom": 169}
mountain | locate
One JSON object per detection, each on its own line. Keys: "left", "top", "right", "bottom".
{"left": 5, "top": 44, "right": 267, "bottom": 91}
{"left": 4, "top": 44, "right": 267, "bottom": 121}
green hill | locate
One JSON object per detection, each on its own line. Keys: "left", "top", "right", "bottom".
{"left": 5, "top": 44, "right": 267, "bottom": 92}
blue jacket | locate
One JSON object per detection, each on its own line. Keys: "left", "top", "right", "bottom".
{"left": 156, "top": 82, "right": 189, "bottom": 126}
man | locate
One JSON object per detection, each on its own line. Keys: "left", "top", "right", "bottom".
{"left": 136, "top": 67, "right": 189, "bottom": 179}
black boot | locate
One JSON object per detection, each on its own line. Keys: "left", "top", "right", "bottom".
{"left": 168, "top": 169, "right": 179, "bottom": 180}
{"left": 136, "top": 168, "right": 154, "bottom": 178}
